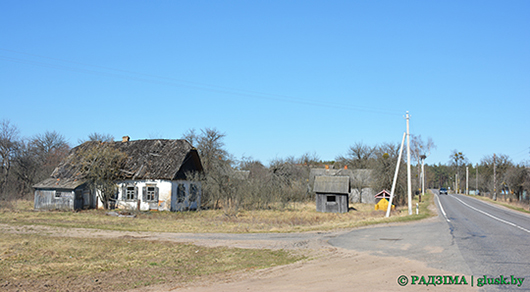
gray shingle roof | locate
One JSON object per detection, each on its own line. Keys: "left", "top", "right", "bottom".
{"left": 33, "top": 178, "right": 87, "bottom": 189}
{"left": 38, "top": 139, "right": 202, "bottom": 184}
{"left": 313, "top": 176, "right": 350, "bottom": 194}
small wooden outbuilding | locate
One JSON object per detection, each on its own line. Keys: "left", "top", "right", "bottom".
{"left": 314, "top": 176, "right": 350, "bottom": 213}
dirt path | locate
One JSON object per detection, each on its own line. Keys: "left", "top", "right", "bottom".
{"left": 1, "top": 223, "right": 477, "bottom": 291}
{"left": 163, "top": 251, "right": 477, "bottom": 292}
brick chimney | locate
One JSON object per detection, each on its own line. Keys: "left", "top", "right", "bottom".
{"left": 122, "top": 136, "right": 130, "bottom": 142}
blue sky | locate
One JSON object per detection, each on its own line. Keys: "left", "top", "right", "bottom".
{"left": 1, "top": 1, "right": 529, "bottom": 166}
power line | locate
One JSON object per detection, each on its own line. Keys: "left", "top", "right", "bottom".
{"left": 0, "top": 48, "right": 403, "bottom": 116}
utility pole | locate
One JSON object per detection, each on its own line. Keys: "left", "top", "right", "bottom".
{"left": 466, "top": 166, "right": 469, "bottom": 195}
{"left": 493, "top": 153, "right": 497, "bottom": 201}
{"left": 456, "top": 173, "right": 458, "bottom": 194}
{"left": 420, "top": 154, "right": 426, "bottom": 203}
{"left": 476, "top": 163, "right": 478, "bottom": 195}
{"left": 406, "top": 112, "right": 412, "bottom": 215}
{"left": 386, "top": 132, "right": 406, "bottom": 218}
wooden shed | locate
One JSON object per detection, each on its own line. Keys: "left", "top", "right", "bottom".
{"left": 314, "top": 176, "right": 350, "bottom": 213}
{"left": 309, "top": 168, "right": 375, "bottom": 203}
{"left": 34, "top": 178, "right": 93, "bottom": 210}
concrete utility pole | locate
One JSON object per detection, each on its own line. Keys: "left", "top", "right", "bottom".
{"left": 466, "top": 166, "right": 469, "bottom": 195}
{"left": 406, "top": 112, "right": 412, "bottom": 215}
{"left": 386, "top": 132, "right": 406, "bottom": 218}
{"left": 493, "top": 153, "right": 497, "bottom": 201}
{"left": 476, "top": 163, "right": 478, "bottom": 195}
{"left": 455, "top": 174, "right": 457, "bottom": 193}
{"left": 420, "top": 154, "right": 426, "bottom": 203}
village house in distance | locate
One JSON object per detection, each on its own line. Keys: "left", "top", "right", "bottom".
{"left": 33, "top": 136, "right": 203, "bottom": 212}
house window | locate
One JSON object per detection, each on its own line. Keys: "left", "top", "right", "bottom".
{"left": 177, "top": 183, "right": 186, "bottom": 204}
{"left": 190, "top": 184, "right": 198, "bottom": 202}
{"left": 143, "top": 185, "right": 158, "bottom": 202}
{"left": 125, "top": 186, "right": 137, "bottom": 200}
{"left": 146, "top": 186, "right": 156, "bottom": 201}
{"left": 326, "top": 196, "right": 336, "bottom": 203}
{"left": 55, "top": 191, "right": 62, "bottom": 198}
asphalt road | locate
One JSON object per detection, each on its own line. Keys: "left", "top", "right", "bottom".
{"left": 439, "top": 193, "right": 530, "bottom": 291}
{"left": 329, "top": 192, "right": 530, "bottom": 291}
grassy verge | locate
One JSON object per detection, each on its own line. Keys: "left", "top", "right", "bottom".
{"left": 0, "top": 232, "right": 302, "bottom": 291}
{"left": 464, "top": 194, "right": 530, "bottom": 214}
{"left": 0, "top": 194, "right": 435, "bottom": 233}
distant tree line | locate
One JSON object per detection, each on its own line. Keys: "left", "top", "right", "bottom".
{"left": 2, "top": 118, "right": 529, "bottom": 210}
{"left": 0, "top": 119, "right": 118, "bottom": 204}
{"left": 0, "top": 119, "right": 70, "bottom": 201}
{"left": 427, "top": 151, "right": 530, "bottom": 202}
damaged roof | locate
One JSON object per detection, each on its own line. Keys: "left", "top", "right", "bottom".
{"left": 33, "top": 177, "right": 88, "bottom": 189}
{"left": 43, "top": 139, "right": 203, "bottom": 184}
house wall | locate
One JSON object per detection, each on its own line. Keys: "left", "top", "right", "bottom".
{"left": 115, "top": 179, "right": 201, "bottom": 212}
{"left": 34, "top": 189, "right": 75, "bottom": 210}
{"left": 350, "top": 188, "right": 375, "bottom": 204}
{"left": 116, "top": 179, "right": 172, "bottom": 211}
{"left": 170, "top": 180, "right": 201, "bottom": 212}
{"left": 316, "top": 193, "right": 348, "bottom": 213}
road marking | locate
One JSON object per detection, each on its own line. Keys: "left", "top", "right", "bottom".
{"left": 453, "top": 196, "right": 530, "bottom": 234}
{"left": 436, "top": 194, "right": 450, "bottom": 222}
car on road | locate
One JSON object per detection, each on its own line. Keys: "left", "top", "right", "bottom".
{"left": 439, "top": 188, "right": 448, "bottom": 195}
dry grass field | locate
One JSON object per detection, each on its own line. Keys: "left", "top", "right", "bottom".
{"left": 0, "top": 194, "right": 433, "bottom": 234}
{"left": 0, "top": 193, "right": 434, "bottom": 291}
{"left": 0, "top": 231, "right": 302, "bottom": 291}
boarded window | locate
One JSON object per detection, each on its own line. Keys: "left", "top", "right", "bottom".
{"left": 189, "top": 184, "right": 198, "bottom": 202}
{"left": 326, "top": 196, "right": 336, "bottom": 202}
{"left": 177, "top": 183, "right": 186, "bottom": 204}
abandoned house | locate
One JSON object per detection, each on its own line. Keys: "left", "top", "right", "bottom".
{"left": 33, "top": 137, "right": 203, "bottom": 212}
{"left": 314, "top": 176, "right": 350, "bottom": 213}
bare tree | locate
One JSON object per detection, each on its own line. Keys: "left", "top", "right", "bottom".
{"left": 182, "top": 128, "right": 232, "bottom": 210}
{"left": 11, "top": 140, "right": 38, "bottom": 197}
{"left": 505, "top": 166, "right": 526, "bottom": 201}
{"left": 449, "top": 150, "right": 468, "bottom": 193}
{"left": 195, "top": 128, "right": 230, "bottom": 173}
{"left": 76, "top": 142, "right": 127, "bottom": 209}
{"left": 32, "top": 131, "right": 70, "bottom": 178}
{"left": 336, "top": 142, "right": 376, "bottom": 169}
{"left": 373, "top": 142, "right": 407, "bottom": 205}
{"left": 411, "top": 135, "right": 435, "bottom": 199}
{"left": 78, "top": 132, "right": 114, "bottom": 144}
{"left": 298, "top": 152, "right": 320, "bottom": 167}
{"left": 480, "top": 154, "right": 513, "bottom": 198}
{"left": 0, "top": 120, "right": 20, "bottom": 196}
{"left": 182, "top": 128, "right": 198, "bottom": 147}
